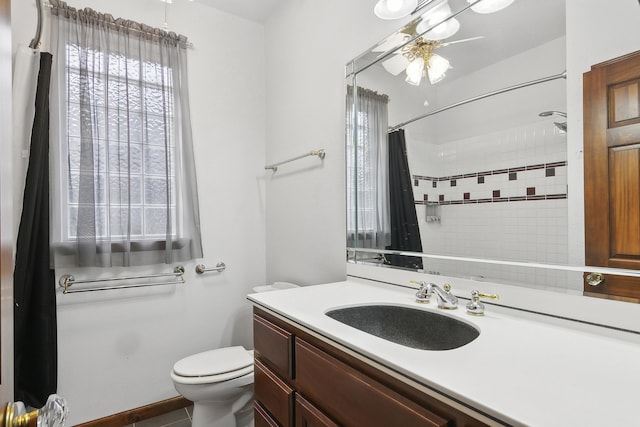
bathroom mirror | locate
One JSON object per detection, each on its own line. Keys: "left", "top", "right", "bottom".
{"left": 345, "top": 0, "right": 612, "bottom": 294}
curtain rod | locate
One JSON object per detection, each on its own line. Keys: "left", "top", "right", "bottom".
{"left": 29, "top": 0, "right": 44, "bottom": 49}
{"left": 388, "top": 70, "right": 567, "bottom": 132}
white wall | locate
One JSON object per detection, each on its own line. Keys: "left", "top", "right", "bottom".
{"left": 263, "top": 1, "right": 412, "bottom": 285}
{"left": 11, "top": 0, "right": 266, "bottom": 424}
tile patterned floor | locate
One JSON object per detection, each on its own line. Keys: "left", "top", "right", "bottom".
{"left": 123, "top": 406, "right": 192, "bottom": 427}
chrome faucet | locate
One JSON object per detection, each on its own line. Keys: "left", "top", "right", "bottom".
{"left": 431, "top": 283, "right": 458, "bottom": 309}
{"left": 411, "top": 281, "right": 458, "bottom": 309}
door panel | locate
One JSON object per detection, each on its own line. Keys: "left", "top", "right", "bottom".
{"left": 609, "top": 79, "right": 640, "bottom": 126}
{"left": 609, "top": 145, "right": 640, "bottom": 259}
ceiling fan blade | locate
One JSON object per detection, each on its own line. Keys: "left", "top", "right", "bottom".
{"left": 382, "top": 54, "right": 410, "bottom": 76}
{"left": 372, "top": 32, "right": 411, "bottom": 53}
{"left": 439, "top": 36, "right": 485, "bottom": 47}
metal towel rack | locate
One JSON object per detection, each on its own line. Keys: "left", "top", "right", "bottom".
{"left": 265, "top": 149, "right": 326, "bottom": 172}
{"left": 195, "top": 262, "right": 226, "bottom": 274}
{"left": 59, "top": 266, "right": 185, "bottom": 294}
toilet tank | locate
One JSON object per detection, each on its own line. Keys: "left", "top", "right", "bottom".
{"left": 252, "top": 282, "right": 299, "bottom": 293}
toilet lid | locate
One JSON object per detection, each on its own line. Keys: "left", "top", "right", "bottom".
{"left": 173, "top": 346, "right": 253, "bottom": 377}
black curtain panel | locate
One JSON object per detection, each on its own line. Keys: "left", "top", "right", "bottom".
{"left": 14, "top": 52, "right": 57, "bottom": 408}
{"left": 386, "top": 129, "right": 423, "bottom": 269}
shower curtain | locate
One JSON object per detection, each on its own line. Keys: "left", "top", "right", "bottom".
{"left": 13, "top": 51, "right": 58, "bottom": 408}
{"left": 12, "top": 46, "right": 41, "bottom": 220}
{"left": 386, "top": 129, "right": 423, "bottom": 269}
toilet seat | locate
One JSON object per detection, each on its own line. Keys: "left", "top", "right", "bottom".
{"left": 172, "top": 346, "right": 254, "bottom": 385}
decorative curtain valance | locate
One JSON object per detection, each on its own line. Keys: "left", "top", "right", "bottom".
{"left": 48, "top": 0, "right": 189, "bottom": 49}
{"left": 346, "top": 86, "right": 390, "bottom": 105}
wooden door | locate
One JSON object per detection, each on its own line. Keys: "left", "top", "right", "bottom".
{"left": 584, "top": 50, "right": 640, "bottom": 300}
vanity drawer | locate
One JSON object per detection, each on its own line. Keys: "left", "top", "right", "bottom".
{"left": 254, "top": 358, "right": 294, "bottom": 427}
{"left": 295, "top": 338, "right": 448, "bottom": 427}
{"left": 254, "top": 401, "right": 280, "bottom": 427}
{"left": 254, "top": 313, "right": 294, "bottom": 379}
{"left": 295, "top": 394, "right": 339, "bottom": 427}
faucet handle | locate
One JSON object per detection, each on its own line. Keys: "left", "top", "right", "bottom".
{"left": 466, "top": 290, "right": 499, "bottom": 316}
{"left": 410, "top": 280, "right": 433, "bottom": 304}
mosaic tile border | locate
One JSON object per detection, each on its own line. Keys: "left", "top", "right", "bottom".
{"left": 415, "top": 193, "right": 567, "bottom": 205}
{"left": 413, "top": 160, "right": 567, "bottom": 205}
{"left": 413, "top": 161, "right": 567, "bottom": 183}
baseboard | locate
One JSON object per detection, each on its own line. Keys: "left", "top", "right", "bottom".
{"left": 74, "top": 396, "right": 192, "bottom": 427}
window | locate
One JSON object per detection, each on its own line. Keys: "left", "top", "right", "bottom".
{"left": 65, "top": 45, "right": 177, "bottom": 241}
{"left": 345, "top": 86, "right": 391, "bottom": 249}
{"left": 346, "top": 109, "right": 375, "bottom": 234}
{"left": 49, "top": 2, "right": 203, "bottom": 267}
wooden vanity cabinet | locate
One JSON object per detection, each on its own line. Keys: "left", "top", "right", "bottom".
{"left": 294, "top": 394, "right": 339, "bottom": 427}
{"left": 252, "top": 307, "right": 490, "bottom": 427}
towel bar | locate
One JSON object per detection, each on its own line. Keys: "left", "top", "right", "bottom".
{"left": 59, "top": 266, "right": 185, "bottom": 294}
{"left": 195, "top": 262, "right": 226, "bottom": 274}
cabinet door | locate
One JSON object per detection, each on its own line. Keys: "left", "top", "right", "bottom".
{"left": 584, "top": 49, "right": 640, "bottom": 300}
{"left": 295, "top": 394, "right": 339, "bottom": 427}
{"left": 295, "top": 339, "right": 448, "bottom": 427}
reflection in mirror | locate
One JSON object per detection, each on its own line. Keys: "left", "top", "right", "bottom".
{"left": 346, "top": 0, "right": 585, "bottom": 292}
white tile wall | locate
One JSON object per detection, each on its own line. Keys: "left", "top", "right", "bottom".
{"left": 408, "top": 121, "right": 573, "bottom": 291}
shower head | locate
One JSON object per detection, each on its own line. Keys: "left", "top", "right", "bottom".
{"left": 538, "top": 111, "right": 567, "bottom": 132}
{"left": 553, "top": 121, "right": 567, "bottom": 132}
{"left": 538, "top": 110, "right": 567, "bottom": 118}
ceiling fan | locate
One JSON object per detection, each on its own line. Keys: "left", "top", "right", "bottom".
{"left": 372, "top": 0, "right": 484, "bottom": 87}
{"left": 379, "top": 36, "right": 483, "bottom": 86}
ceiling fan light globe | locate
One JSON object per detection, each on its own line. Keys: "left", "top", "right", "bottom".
{"left": 467, "top": 0, "right": 514, "bottom": 14}
{"left": 427, "top": 54, "right": 449, "bottom": 84}
{"left": 374, "top": 0, "right": 418, "bottom": 20}
{"left": 421, "top": 0, "right": 451, "bottom": 20}
{"left": 382, "top": 54, "right": 411, "bottom": 76}
{"left": 405, "top": 57, "right": 425, "bottom": 85}
{"left": 405, "top": 74, "right": 422, "bottom": 86}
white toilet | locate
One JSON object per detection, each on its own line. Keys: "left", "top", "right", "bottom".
{"left": 171, "top": 346, "right": 254, "bottom": 427}
{"left": 171, "top": 282, "right": 299, "bottom": 427}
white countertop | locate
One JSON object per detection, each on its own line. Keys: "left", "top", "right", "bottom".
{"left": 248, "top": 278, "right": 640, "bottom": 427}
